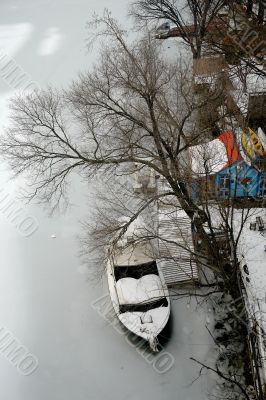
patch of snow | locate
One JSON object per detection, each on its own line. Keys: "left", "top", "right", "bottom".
{"left": 236, "top": 209, "right": 266, "bottom": 312}
{"left": 234, "top": 209, "right": 266, "bottom": 384}
{"left": 37, "top": 27, "right": 63, "bottom": 56}
{"left": 117, "top": 215, "right": 149, "bottom": 248}
{"left": 77, "top": 265, "right": 88, "bottom": 275}
{"left": 116, "top": 274, "right": 165, "bottom": 305}
{"left": 119, "top": 306, "right": 169, "bottom": 338}
{"left": 0, "top": 23, "right": 33, "bottom": 55}
{"left": 246, "top": 72, "right": 266, "bottom": 94}
{"left": 190, "top": 139, "right": 228, "bottom": 175}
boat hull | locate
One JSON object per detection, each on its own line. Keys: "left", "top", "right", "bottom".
{"left": 106, "top": 257, "right": 170, "bottom": 351}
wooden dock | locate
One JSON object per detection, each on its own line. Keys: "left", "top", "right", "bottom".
{"left": 156, "top": 179, "right": 198, "bottom": 286}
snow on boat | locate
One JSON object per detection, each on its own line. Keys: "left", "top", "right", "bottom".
{"left": 107, "top": 239, "right": 170, "bottom": 352}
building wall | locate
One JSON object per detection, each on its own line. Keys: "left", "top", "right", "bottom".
{"left": 215, "top": 161, "right": 266, "bottom": 198}
{"left": 191, "top": 160, "right": 266, "bottom": 201}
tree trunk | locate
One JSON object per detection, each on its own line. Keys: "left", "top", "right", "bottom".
{"left": 246, "top": 0, "right": 253, "bottom": 15}
{"left": 258, "top": 0, "right": 265, "bottom": 24}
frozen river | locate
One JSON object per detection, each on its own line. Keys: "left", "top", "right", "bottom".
{"left": 0, "top": 1, "right": 215, "bottom": 399}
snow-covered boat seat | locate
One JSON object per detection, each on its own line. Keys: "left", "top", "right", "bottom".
{"left": 116, "top": 274, "right": 165, "bottom": 305}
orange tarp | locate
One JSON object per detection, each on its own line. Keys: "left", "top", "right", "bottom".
{"left": 218, "top": 130, "right": 242, "bottom": 167}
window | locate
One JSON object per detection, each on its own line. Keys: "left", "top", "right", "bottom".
{"left": 259, "top": 176, "right": 266, "bottom": 196}
{"left": 218, "top": 174, "right": 231, "bottom": 198}
{"left": 220, "top": 175, "right": 230, "bottom": 189}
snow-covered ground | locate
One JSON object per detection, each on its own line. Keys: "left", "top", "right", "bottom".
{"left": 0, "top": 1, "right": 216, "bottom": 399}
{"left": 236, "top": 208, "right": 266, "bottom": 384}
{"left": 235, "top": 209, "right": 266, "bottom": 320}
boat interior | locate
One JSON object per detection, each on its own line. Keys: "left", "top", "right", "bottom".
{"left": 114, "top": 261, "right": 158, "bottom": 281}
{"left": 119, "top": 297, "right": 168, "bottom": 314}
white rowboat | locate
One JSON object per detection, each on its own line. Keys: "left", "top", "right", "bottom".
{"left": 107, "top": 241, "right": 170, "bottom": 352}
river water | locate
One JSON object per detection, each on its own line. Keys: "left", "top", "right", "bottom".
{"left": 0, "top": 1, "right": 215, "bottom": 399}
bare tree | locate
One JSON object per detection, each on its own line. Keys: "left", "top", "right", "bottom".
{"left": 131, "top": 0, "right": 227, "bottom": 59}
{"left": 81, "top": 130, "right": 254, "bottom": 300}
{"left": 0, "top": 14, "right": 254, "bottom": 290}
{"left": 131, "top": 0, "right": 266, "bottom": 75}
{"left": 0, "top": 12, "right": 261, "bottom": 397}
{"left": 82, "top": 166, "right": 259, "bottom": 398}
{"left": 0, "top": 15, "right": 220, "bottom": 222}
